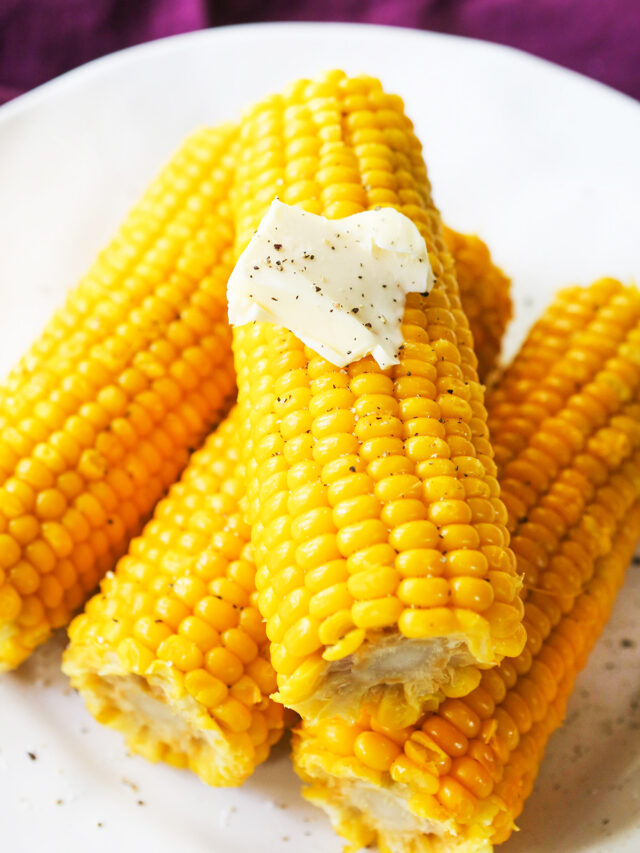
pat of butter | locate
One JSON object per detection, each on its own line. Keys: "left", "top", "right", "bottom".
{"left": 227, "top": 200, "right": 434, "bottom": 368}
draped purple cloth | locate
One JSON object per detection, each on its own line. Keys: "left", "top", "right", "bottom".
{"left": 0, "top": 0, "right": 638, "bottom": 104}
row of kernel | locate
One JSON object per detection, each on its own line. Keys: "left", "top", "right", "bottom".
{"left": 1, "top": 131, "right": 235, "bottom": 430}
{"left": 489, "top": 284, "right": 640, "bottom": 468}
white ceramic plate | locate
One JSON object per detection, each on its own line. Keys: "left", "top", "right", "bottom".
{"left": 0, "top": 22, "right": 639, "bottom": 853}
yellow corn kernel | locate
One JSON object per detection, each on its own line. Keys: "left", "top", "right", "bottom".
{"left": 398, "top": 577, "right": 450, "bottom": 607}
{"left": 390, "top": 755, "right": 439, "bottom": 794}
{"left": 117, "top": 638, "right": 155, "bottom": 674}
{"left": 353, "top": 731, "right": 401, "bottom": 772}
{"left": 450, "top": 577, "right": 495, "bottom": 612}
{"left": 441, "top": 665, "right": 483, "bottom": 699}
{"left": 205, "top": 646, "right": 244, "bottom": 685}
{"left": 212, "top": 697, "right": 253, "bottom": 733}
{"left": 179, "top": 615, "right": 220, "bottom": 652}
{"left": 9, "top": 561, "right": 40, "bottom": 595}
{"left": 352, "top": 597, "right": 403, "bottom": 629}
{"left": 347, "top": 566, "right": 399, "bottom": 600}
{"left": 222, "top": 627, "right": 258, "bottom": 664}
{"left": 318, "top": 608, "right": 355, "bottom": 645}
{"left": 399, "top": 607, "right": 458, "bottom": 638}
{"left": 195, "top": 595, "right": 238, "bottom": 632}
{"left": 0, "top": 584, "right": 21, "bottom": 621}
{"left": 317, "top": 718, "right": 363, "bottom": 756}
{"left": 283, "top": 616, "right": 322, "bottom": 656}
{"left": 157, "top": 635, "right": 204, "bottom": 671}
{"left": 0, "top": 535, "right": 21, "bottom": 570}
{"left": 184, "top": 668, "right": 229, "bottom": 709}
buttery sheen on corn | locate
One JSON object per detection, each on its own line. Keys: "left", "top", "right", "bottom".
{"left": 231, "top": 71, "right": 524, "bottom": 725}
{"left": 293, "top": 279, "right": 640, "bottom": 852}
{"left": 0, "top": 127, "right": 237, "bottom": 669}
{"left": 442, "top": 227, "right": 511, "bottom": 385}
{"left": 63, "top": 407, "right": 283, "bottom": 785}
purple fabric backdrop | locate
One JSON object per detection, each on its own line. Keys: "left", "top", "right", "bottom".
{"left": 0, "top": 0, "right": 638, "bottom": 104}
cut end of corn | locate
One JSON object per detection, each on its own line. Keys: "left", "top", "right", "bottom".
{"left": 276, "top": 630, "right": 503, "bottom": 727}
{"left": 64, "top": 654, "right": 268, "bottom": 786}
{"left": 63, "top": 410, "right": 284, "bottom": 786}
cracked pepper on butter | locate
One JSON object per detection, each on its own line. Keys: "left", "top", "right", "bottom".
{"left": 227, "top": 199, "right": 434, "bottom": 368}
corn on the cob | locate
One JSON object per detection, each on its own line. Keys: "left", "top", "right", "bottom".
{"left": 293, "top": 280, "right": 640, "bottom": 852}
{"left": 231, "top": 71, "right": 524, "bottom": 725}
{"left": 62, "top": 212, "right": 510, "bottom": 785}
{"left": 442, "top": 227, "right": 511, "bottom": 385}
{"left": 63, "top": 403, "right": 284, "bottom": 785}
{"left": 0, "top": 127, "right": 238, "bottom": 669}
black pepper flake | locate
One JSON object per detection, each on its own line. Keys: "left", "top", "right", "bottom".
{"left": 621, "top": 638, "right": 635, "bottom": 648}
{"left": 137, "top": 800, "right": 146, "bottom": 807}
{"left": 27, "top": 752, "right": 37, "bottom": 761}
{"left": 364, "top": 323, "right": 372, "bottom": 329}
{"left": 447, "top": 389, "right": 453, "bottom": 394}
{"left": 349, "top": 466, "right": 356, "bottom": 472}
{"left": 273, "top": 243, "right": 282, "bottom": 250}
{"left": 314, "top": 286, "right": 321, "bottom": 293}
{"left": 351, "top": 308, "right": 359, "bottom": 314}
{"left": 253, "top": 265, "right": 259, "bottom": 270}
{"left": 271, "top": 297, "right": 278, "bottom": 301}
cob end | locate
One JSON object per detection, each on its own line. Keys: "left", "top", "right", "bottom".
{"left": 63, "top": 644, "right": 276, "bottom": 787}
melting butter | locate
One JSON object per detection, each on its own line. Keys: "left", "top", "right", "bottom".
{"left": 227, "top": 199, "right": 434, "bottom": 368}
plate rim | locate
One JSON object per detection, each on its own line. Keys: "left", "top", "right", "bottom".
{"left": 1, "top": 21, "right": 639, "bottom": 129}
